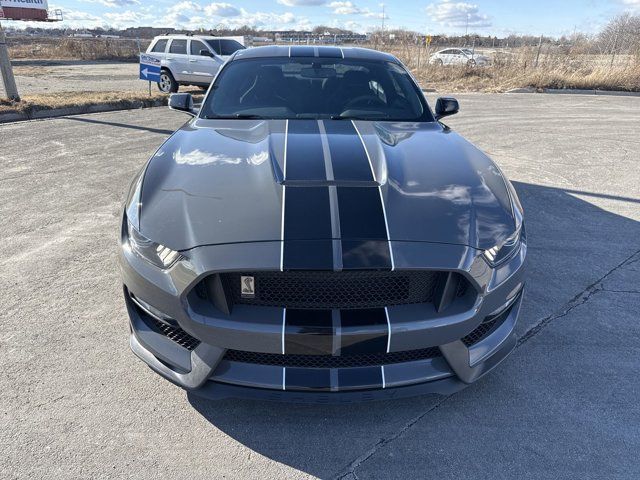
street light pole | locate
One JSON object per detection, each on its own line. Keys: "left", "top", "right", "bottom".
{"left": 0, "top": 21, "right": 20, "bottom": 101}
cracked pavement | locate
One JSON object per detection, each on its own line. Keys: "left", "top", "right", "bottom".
{"left": 1, "top": 93, "right": 639, "bottom": 479}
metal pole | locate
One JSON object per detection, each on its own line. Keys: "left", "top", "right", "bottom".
{"left": 0, "top": 22, "right": 20, "bottom": 101}
{"left": 610, "top": 32, "right": 618, "bottom": 68}
{"left": 535, "top": 34, "right": 542, "bottom": 68}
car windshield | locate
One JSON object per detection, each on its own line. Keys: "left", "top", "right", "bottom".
{"left": 200, "top": 57, "right": 433, "bottom": 121}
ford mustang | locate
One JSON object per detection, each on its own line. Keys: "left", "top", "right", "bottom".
{"left": 120, "top": 46, "right": 526, "bottom": 402}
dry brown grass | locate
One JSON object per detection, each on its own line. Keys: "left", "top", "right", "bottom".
{"left": 0, "top": 91, "right": 166, "bottom": 114}
{"left": 377, "top": 44, "right": 640, "bottom": 92}
{"left": 0, "top": 89, "right": 209, "bottom": 114}
{"left": 6, "top": 36, "right": 640, "bottom": 92}
{"left": 8, "top": 36, "right": 144, "bottom": 61}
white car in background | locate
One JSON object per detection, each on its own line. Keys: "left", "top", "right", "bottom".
{"left": 429, "top": 48, "right": 491, "bottom": 67}
{"left": 146, "top": 35, "right": 246, "bottom": 93}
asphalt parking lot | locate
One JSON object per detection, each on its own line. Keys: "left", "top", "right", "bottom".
{"left": 1, "top": 93, "right": 639, "bottom": 479}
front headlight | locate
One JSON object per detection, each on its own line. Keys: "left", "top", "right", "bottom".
{"left": 127, "top": 220, "right": 181, "bottom": 269}
{"left": 483, "top": 225, "right": 523, "bottom": 267}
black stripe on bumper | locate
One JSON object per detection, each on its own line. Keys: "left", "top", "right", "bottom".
{"left": 285, "top": 366, "right": 383, "bottom": 391}
{"left": 284, "top": 309, "right": 333, "bottom": 355}
{"left": 339, "top": 308, "right": 388, "bottom": 355}
{"left": 283, "top": 308, "right": 388, "bottom": 356}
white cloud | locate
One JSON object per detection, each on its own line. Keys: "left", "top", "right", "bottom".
{"left": 329, "top": 1, "right": 383, "bottom": 18}
{"left": 277, "top": 0, "right": 326, "bottom": 6}
{"left": 426, "top": 1, "right": 491, "bottom": 29}
{"left": 157, "top": 4, "right": 307, "bottom": 31}
{"left": 103, "top": 10, "right": 145, "bottom": 24}
{"left": 622, "top": 0, "right": 640, "bottom": 10}
{"left": 329, "top": 1, "right": 359, "bottom": 14}
{"left": 90, "top": 0, "right": 140, "bottom": 7}
{"left": 204, "top": 3, "right": 241, "bottom": 17}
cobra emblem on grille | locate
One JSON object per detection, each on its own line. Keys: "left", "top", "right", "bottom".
{"left": 240, "top": 276, "right": 255, "bottom": 297}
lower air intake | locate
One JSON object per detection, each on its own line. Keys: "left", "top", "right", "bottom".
{"left": 223, "top": 347, "right": 442, "bottom": 369}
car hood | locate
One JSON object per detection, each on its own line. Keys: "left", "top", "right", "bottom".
{"left": 138, "top": 119, "right": 516, "bottom": 252}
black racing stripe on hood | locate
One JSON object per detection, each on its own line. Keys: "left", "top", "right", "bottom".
{"left": 324, "top": 121, "right": 374, "bottom": 182}
{"left": 282, "top": 187, "right": 333, "bottom": 270}
{"left": 341, "top": 240, "right": 393, "bottom": 270}
{"left": 337, "top": 187, "right": 392, "bottom": 269}
{"left": 285, "top": 120, "right": 326, "bottom": 181}
{"left": 337, "top": 187, "right": 388, "bottom": 239}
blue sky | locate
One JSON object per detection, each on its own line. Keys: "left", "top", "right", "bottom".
{"left": 4, "top": 0, "right": 639, "bottom": 35}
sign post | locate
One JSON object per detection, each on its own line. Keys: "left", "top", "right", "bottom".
{"left": 0, "top": 1, "right": 61, "bottom": 101}
{"left": 0, "top": 21, "right": 19, "bottom": 100}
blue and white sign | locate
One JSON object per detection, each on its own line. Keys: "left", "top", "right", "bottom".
{"left": 139, "top": 53, "right": 161, "bottom": 82}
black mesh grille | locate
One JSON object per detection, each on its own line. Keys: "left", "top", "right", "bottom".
{"left": 461, "top": 304, "right": 513, "bottom": 347}
{"left": 221, "top": 270, "right": 450, "bottom": 310}
{"left": 150, "top": 319, "right": 200, "bottom": 351}
{"left": 134, "top": 302, "right": 201, "bottom": 351}
{"left": 224, "top": 347, "right": 441, "bottom": 368}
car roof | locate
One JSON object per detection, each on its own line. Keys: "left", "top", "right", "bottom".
{"left": 153, "top": 35, "right": 238, "bottom": 41}
{"left": 232, "top": 45, "right": 399, "bottom": 63}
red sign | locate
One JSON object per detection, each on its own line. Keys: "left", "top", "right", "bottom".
{"left": 0, "top": 6, "right": 48, "bottom": 20}
{"left": 0, "top": 7, "right": 5, "bottom": 18}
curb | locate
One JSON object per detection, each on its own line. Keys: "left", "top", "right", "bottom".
{"left": 506, "top": 87, "right": 640, "bottom": 97}
{"left": 0, "top": 98, "right": 167, "bottom": 124}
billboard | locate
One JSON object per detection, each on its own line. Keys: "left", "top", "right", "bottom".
{"left": 0, "top": 0, "right": 48, "bottom": 9}
{"left": 0, "top": 0, "right": 49, "bottom": 20}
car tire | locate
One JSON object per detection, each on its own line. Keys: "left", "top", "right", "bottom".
{"left": 467, "top": 59, "right": 476, "bottom": 67}
{"left": 435, "top": 58, "right": 444, "bottom": 66}
{"left": 158, "top": 70, "right": 178, "bottom": 94}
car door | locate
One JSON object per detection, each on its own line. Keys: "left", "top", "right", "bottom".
{"left": 188, "top": 39, "right": 220, "bottom": 85}
{"left": 439, "top": 49, "right": 453, "bottom": 65}
{"left": 453, "top": 49, "right": 467, "bottom": 65}
{"left": 165, "top": 39, "right": 190, "bottom": 82}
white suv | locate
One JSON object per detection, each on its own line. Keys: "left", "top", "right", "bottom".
{"left": 146, "top": 35, "right": 246, "bottom": 93}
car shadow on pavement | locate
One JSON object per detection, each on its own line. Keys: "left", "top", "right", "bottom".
{"left": 187, "top": 180, "right": 640, "bottom": 479}
{"left": 65, "top": 116, "right": 176, "bottom": 136}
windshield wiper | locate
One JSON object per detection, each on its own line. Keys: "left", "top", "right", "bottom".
{"left": 205, "top": 114, "right": 265, "bottom": 119}
{"left": 330, "top": 113, "right": 389, "bottom": 121}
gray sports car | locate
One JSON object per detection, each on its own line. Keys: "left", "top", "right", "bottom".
{"left": 120, "top": 46, "right": 526, "bottom": 402}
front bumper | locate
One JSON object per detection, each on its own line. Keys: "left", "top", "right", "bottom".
{"left": 121, "top": 233, "right": 526, "bottom": 402}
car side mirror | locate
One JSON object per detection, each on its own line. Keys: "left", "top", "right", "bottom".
{"left": 435, "top": 97, "right": 459, "bottom": 120}
{"left": 200, "top": 49, "right": 214, "bottom": 57}
{"left": 169, "top": 93, "right": 196, "bottom": 116}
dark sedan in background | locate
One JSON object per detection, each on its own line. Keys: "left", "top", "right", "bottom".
{"left": 120, "top": 45, "right": 526, "bottom": 402}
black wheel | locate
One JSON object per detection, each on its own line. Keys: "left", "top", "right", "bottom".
{"left": 467, "top": 59, "right": 476, "bottom": 67}
{"left": 435, "top": 58, "right": 444, "bottom": 66}
{"left": 158, "top": 70, "right": 178, "bottom": 93}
